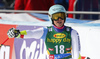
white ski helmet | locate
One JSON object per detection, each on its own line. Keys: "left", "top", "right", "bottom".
{"left": 48, "top": 4, "right": 66, "bottom": 24}
{"left": 48, "top": 4, "right": 66, "bottom": 15}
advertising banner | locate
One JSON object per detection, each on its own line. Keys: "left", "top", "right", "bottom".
{"left": 14, "top": 25, "right": 48, "bottom": 59}
{"left": 0, "top": 24, "right": 17, "bottom": 59}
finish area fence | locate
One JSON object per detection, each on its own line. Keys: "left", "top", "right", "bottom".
{"left": 0, "top": 10, "right": 100, "bottom": 14}
{"left": 0, "top": 10, "right": 100, "bottom": 20}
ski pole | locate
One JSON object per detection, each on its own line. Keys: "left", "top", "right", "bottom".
{"left": 0, "top": 37, "right": 10, "bottom": 47}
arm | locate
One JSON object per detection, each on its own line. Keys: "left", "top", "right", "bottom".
{"left": 7, "top": 27, "right": 47, "bottom": 39}
{"left": 23, "top": 27, "right": 44, "bottom": 39}
{"left": 71, "top": 29, "right": 81, "bottom": 59}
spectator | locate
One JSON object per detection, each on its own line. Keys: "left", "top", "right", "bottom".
{"left": 3, "top": 0, "right": 14, "bottom": 9}
{"left": 54, "top": 0, "right": 69, "bottom": 11}
{"left": 0, "top": 0, "right": 4, "bottom": 8}
{"left": 14, "top": 0, "right": 55, "bottom": 10}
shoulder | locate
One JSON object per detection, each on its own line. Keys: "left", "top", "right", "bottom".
{"left": 65, "top": 26, "right": 71, "bottom": 31}
{"left": 43, "top": 26, "right": 52, "bottom": 32}
{"left": 70, "top": 28, "right": 79, "bottom": 39}
{"left": 65, "top": 26, "right": 78, "bottom": 34}
{"left": 43, "top": 26, "right": 52, "bottom": 30}
{"left": 45, "top": 26, "right": 53, "bottom": 31}
{"left": 64, "top": 26, "right": 79, "bottom": 37}
{"left": 71, "top": 28, "right": 78, "bottom": 34}
{"left": 46, "top": 26, "right": 52, "bottom": 28}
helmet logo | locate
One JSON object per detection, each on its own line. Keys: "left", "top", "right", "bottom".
{"left": 53, "top": 8, "right": 63, "bottom": 11}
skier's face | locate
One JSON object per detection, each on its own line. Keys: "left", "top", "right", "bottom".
{"left": 53, "top": 18, "right": 64, "bottom": 27}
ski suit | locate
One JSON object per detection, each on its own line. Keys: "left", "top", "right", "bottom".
{"left": 20, "top": 26, "right": 81, "bottom": 59}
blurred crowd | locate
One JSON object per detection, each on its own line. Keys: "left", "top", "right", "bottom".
{"left": 0, "top": 0, "right": 14, "bottom": 9}
{"left": 0, "top": 0, "right": 69, "bottom": 11}
{"left": 0, "top": 0, "right": 99, "bottom": 20}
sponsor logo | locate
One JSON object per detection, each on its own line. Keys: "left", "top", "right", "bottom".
{"left": 47, "top": 38, "right": 71, "bottom": 43}
{"left": 67, "top": 51, "right": 71, "bottom": 53}
{"left": 66, "top": 48, "right": 71, "bottom": 51}
{"left": 63, "top": 38, "right": 71, "bottom": 43}
{"left": 53, "top": 33, "right": 66, "bottom": 38}
{"left": 49, "top": 55, "right": 54, "bottom": 59}
{"left": 53, "top": 8, "right": 64, "bottom": 12}
{"left": 81, "top": 56, "right": 90, "bottom": 59}
{"left": 47, "top": 38, "right": 62, "bottom": 43}
{"left": 0, "top": 45, "right": 10, "bottom": 59}
{"left": 48, "top": 48, "right": 54, "bottom": 51}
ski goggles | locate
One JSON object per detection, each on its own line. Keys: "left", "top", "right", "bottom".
{"left": 51, "top": 12, "right": 66, "bottom": 21}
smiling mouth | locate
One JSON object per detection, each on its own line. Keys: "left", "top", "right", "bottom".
{"left": 57, "top": 22, "right": 62, "bottom": 24}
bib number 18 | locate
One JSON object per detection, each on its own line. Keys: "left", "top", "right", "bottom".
{"left": 55, "top": 45, "right": 64, "bottom": 54}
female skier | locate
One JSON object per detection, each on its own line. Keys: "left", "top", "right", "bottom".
{"left": 7, "top": 5, "right": 81, "bottom": 59}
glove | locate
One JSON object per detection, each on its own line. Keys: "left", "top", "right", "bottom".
{"left": 7, "top": 28, "right": 20, "bottom": 38}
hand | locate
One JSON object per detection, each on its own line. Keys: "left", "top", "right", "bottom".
{"left": 7, "top": 28, "right": 20, "bottom": 38}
